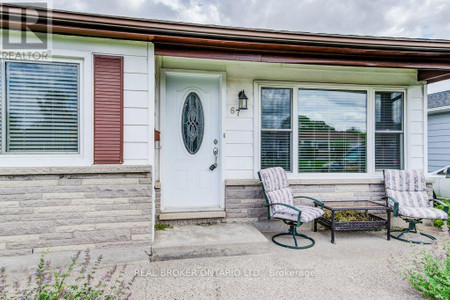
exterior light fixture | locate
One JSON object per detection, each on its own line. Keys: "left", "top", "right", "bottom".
{"left": 231, "top": 90, "right": 249, "bottom": 116}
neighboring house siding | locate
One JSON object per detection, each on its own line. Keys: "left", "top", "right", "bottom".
{"left": 428, "top": 112, "right": 450, "bottom": 171}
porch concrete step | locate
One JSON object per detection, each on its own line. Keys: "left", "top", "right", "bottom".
{"left": 151, "top": 223, "right": 269, "bottom": 261}
{"left": 159, "top": 210, "right": 226, "bottom": 220}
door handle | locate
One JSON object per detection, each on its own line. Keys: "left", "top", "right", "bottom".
{"left": 210, "top": 147, "right": 219, "bottom": 171}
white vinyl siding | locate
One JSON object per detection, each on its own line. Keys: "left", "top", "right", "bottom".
{"left": 5, "top": 61, "right": 79, "bottom": 153}
{"left": 159, "top": 56, "right": 427, "bottom": 179}
{"left": 407, "top": 86, "right": 426, "bottom": 172}
{"left": 0, "top": 69, "right": 1, "bottom": 152}
{"left": 0, "top": 32, "right": 153, "bottom": 167}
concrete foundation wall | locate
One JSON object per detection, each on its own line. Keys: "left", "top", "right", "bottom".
{"left": 0, "top": 166, "right": 152, "bottom": 256}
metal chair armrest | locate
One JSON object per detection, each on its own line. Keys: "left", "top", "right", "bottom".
{"left": 266, "top": 202, "right": 302, "bottom": 226}
{"left": 293, "top": 196, "right": 324, "bottom": 209}
{"left": 383, "top": 196, "right": 399, "bottom": 217}
{"left": 431, "top": 199, "right": 449, "bottom": 214}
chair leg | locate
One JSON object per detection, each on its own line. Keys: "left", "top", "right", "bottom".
{"left": 272, "top": 225, "right": 315, "bottom": 249}
{"left": 390, "top": 219, "right": 437, "bottom": 245}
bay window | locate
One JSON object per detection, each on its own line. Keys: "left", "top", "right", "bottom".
{"left": 0, "top": 61, "right": 79, "bottom": 154}
{"left": 260, "top": 85, "right": 405, "bottom": 174}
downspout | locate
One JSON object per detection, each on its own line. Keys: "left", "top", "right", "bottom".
{"left": 423, "top": 82, "right": 428, "bottom": 174}
{"left": 147, "top": 43, "right": 156, "bottom": 246}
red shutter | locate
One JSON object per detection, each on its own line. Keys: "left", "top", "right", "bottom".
{"left": 93, "top": 55, "right": 124, "bottom": 164}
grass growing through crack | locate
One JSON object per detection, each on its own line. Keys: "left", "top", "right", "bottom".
{"left": 154, "top": 223, "right": 174, "bottom": 231}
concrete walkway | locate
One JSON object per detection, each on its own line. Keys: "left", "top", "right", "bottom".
{"left": 4, "top": 220, "right": 443, "bottom": 299}
{"left": 128, "top": 224, "right": 436, "bottom": 299}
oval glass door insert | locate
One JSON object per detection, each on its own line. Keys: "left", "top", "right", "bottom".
{"left": 181, "top": 92, "right": 204, "bottom": 154}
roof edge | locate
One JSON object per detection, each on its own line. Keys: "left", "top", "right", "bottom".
{"left": 2, "top": 3, "right": 450, "bottom": 52}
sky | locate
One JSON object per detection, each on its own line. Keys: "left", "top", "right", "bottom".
{"left": 8, "top": 0, "right": 450, "bottom": 93}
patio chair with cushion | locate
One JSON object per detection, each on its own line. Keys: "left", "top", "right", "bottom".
{"left": 383, "top": 169, "right": 449, "bottom": 244}
{"left": 258, "top": 167, "right": 325, "bottom": 249}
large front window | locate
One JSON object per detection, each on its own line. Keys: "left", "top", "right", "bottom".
{"left": 260, "top": 86, "right": 404, "bottom": 174}
{"left": 0, "top": 61, "right": 79, "bottom": 153}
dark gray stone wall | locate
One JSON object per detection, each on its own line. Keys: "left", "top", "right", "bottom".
{"left": 0, "top": 166, "right": 152, "bottom": 256}
{"left": 225, "top": 181, "right": 434, "bottom": 221}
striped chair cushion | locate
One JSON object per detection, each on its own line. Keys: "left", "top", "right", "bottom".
{"left": 260, "top": 167, "right": 294, "bottom": 217}
{"left": 260, "top": 167, "right": 323, "bottom": 223}
{"left": 383, "top": 169, "right": 448, "bottom": 219}
{"left": 272, "top": 205, "right": 324, "bottom": 223}
{"left": 384, "top": 169, "right": 429, "bottom": 208}
{"left": 384, "top": 169, "right": 427, "bottom": 192}
{"left": 259, "top": 167, "right": 290, "bottom": 192}
{"left": 386, "top": 190, "right": 430, "bottom": 208}
{"left": 398, "top": 206, "right": 448, "bottom": 220}
{"left": 265, "top": 187, "right": 295, "bottom": 216}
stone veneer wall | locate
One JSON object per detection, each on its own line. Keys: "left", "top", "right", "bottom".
{"left": 154, "top": 178, "right": 433, "bottom": 223}
{"left": 0, "top": 165, "right": 152, "bottom": 256}
{"left": 225, "top": 179, "right": 434, "bottom": 221}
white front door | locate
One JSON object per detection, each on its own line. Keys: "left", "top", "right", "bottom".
{"left": 162, "top": 73, "right": 222, "bottom": 211}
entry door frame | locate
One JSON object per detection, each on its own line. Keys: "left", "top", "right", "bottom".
{"left": 159, "top": 69, "right": 227, "bottom": 212}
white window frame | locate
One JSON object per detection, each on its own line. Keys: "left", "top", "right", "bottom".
{"left": 373, "top": 90, "right": 406, "bottom": 171}
{"left": 260, "top": 87, "right": 294, "bottom": 172}
{"left": 0, "top": 52, "right": 92, "bottom": 167}
{"left": 253, "top": 81, "right": 407, "bottom": 179}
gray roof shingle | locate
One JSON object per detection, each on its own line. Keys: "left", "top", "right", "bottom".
{"left": 428, "top": 90, "right": 450, "bottom": 109}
